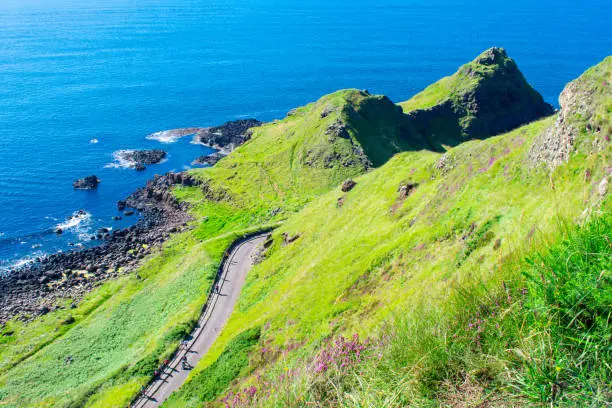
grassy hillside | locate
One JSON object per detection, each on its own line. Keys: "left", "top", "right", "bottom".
{"left": 0, "top": 53, "right": 608, "bottom": 407}
{"left": 400, "top": 47, "right": 554, "bottom": 149}
{"left": 0, "top": 89, "right": 420, "bottom": 407}
{"left": 164, "top": 57, "right": 610, "bottom": 407}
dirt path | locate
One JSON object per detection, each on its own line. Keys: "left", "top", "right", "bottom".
{"left": 132, "top": 234, "right": 267, "bottom": 407}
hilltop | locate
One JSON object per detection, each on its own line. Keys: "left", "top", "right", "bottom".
{"left": 400, "top": 47, "right": 554, "bottom": 149}
{"left": 0, "top": 50, "right": 609, "bottom": 408}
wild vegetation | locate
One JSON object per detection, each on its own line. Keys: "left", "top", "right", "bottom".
{"left": 0, "top": 50, "right": 609, "bottom": 408}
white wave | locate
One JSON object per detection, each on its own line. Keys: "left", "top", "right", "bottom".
{"left": 89, "top": 138, "right": 99, "bottom": 144}
{"left": 105, "top": 149, "right": 136, "bottom": 169}
{"left": 146, "top": 128, "right": 202, "bottom": 144}
{"left": 55, "top": 210, "right": 92, "bottom": 231}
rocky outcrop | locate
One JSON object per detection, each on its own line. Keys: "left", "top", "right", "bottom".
{"left": 194, "top": 119, "right": 262, "bottom": 152}
{"left": 125, "top": 172, "right": 199, "bottom": 212}
{"left": 529, "top": 56, "right": 611, "bottom": 169}
{"left": 0, "top": 171, "right": 201, "bottom": 325}
{"left": 192, "top": 152, "right": 226, "bottom": 166}
{"left": 73, "top": 175, "right": 100, "bottom": 190}
{"left": 117, "top": 149, "right": 167, "bottom": 170}
{"left": 341, "top": 179, "right": 357, "bottom": 192}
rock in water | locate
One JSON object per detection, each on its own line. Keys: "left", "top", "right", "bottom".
{"left": 73, "top": 175, "right": 100, "bottom": 190}
{"left": 117, "top": 149, "right": 167, "bottom": 169}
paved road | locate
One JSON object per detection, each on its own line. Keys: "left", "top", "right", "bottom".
{"left": 132, "top": 234, "right": 267, "bottom": 408}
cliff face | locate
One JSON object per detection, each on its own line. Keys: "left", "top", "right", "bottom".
{"left": 401, "top": 47, "right": 554, "bottom": 149}
{"left": 529, "top": 56, "right": 611, "bottom": 168}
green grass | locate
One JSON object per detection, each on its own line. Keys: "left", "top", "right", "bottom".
{"left": 164, "top": 327, "right": 261, "bottom": 407}
{"left": 180, "top": 91, "right": 608, "bottom": 404}
{"left": 0, "top": 87, "right": 417, "bottom": 407}
{"left": 0, "top": 53, "right": 608, "bottom": 407}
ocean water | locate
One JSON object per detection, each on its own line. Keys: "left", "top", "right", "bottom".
{"left": 0, "top": 0, "right": 610, "bottom": 271}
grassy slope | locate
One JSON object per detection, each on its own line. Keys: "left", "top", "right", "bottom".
{"left": 399, "top": 47, "right": 553, "bottom": 148}
{"left": 0, "top": 90, "right": 411, "bottom": 407}
{"left": 0, "top": 54, "right": 606, "bottom": 407}
{"left": 166, "top": 63, "right": 609, "bottom": 405}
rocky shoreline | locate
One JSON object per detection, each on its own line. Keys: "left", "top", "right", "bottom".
{"left": 0, "top": 173, "right": 197, "bottom": 325}
{"left": 0, "top": 118, "right": 263, "bottom": 326}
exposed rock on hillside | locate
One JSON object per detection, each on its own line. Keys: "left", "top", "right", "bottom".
{"left": 401, "top": 47, "right": 554, "bottom": 149}
{"left": 341, "top": 179, "right": 357, "bottom": 192}
{"left": 73, "top": 175, "right": 100, "bottom": 190}
{"left": 529, "top": 56, "right": 611, "bottom": 168}
{"left": 194, "top": 119, "right": 262, "bottom": 152}
{"left": 192, "top": 152, "right": 226, "bottom": 166}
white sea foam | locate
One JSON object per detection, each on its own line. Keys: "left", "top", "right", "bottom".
{"left": 105, "top": 149, "right": 136, "bottom": 169}
{"left": 146, "top": 130, "right": 182, "bottom": 144}
{"left": 146, "top": 128, "right": 202, "bottom": 144}
{"left": 89, "top": 138, "right": 99, "bottom": 144}
{"left": 55, "top": 210, "right": 92, "bottom": 234}
{"left": 2, "top": 250, "right": 47, "bottom": 273}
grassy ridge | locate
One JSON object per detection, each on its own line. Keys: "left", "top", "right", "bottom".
{"left": 167, "top": 89, "right": 608, "bottom": 405}
{"left": 0, "top": 88, "right": 418, "bottom": 407}
{"left": 399, "top": 47, "right": 553, "bottom": 147}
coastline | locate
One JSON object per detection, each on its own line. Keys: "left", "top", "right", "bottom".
{"left": 0, "top": 174, "right": 192, "bottom": 325}
{"left": 0, "top": 119, "right": 262, "bottom": 326}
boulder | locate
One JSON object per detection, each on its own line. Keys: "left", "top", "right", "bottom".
{"left": 73, "top": 175, "right": 100, "bottom": 190}
{"left": 341, "top": 179, "right": 357, "bottom": 192}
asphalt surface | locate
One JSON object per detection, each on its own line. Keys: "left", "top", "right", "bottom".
{"left": 132, "top": 234, "right": 266, "bottom": 407}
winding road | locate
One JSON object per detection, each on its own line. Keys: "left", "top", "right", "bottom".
{"left": 132, "top": 234, "right": 267, "bottom": 408}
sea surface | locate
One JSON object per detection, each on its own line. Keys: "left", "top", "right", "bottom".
{"left": 0, "top": 0, "right": 610, "bottom": 272}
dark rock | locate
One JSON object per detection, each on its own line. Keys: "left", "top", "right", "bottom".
{"left": 341, "top": 179, "right": 357, "bottom": 192}
{"left": 192, "top": 152, "right": 226, "bottom": 166}
{"left": 194, "top": 119, "right": 262, "bottom": 152}
{"left": 73, "top": 175, "right": 100, "bottom": 190}
{"left": 282, "top": 232, "right": 301, "bottom": 246}
{"left": 134, "top": 163, "right": 146, "bottom": 171}
{"left": 124, "top": 211, "right": 134, "bottom": 216}
{"left": 55, "top": 228, "right": 63, "bottom": 234}
{"left": 398, "top": 182, "right": 418, "bottom": 199}
{"left": 117, "top": 150, "right": 166, "bottom": 168}
{"left": 325, "top": 120, "right": 351, "bottom": 139}
{"left": 112, "top": 216, "right": 122, "bottom": 221}
{"left": 117, "top": 201, "right": 126, "bottom": 211}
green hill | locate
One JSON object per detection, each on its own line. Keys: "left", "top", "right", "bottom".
{"left": 0, "top": 52, "right": 608, "bottom": 408}
{"left": 165, "top": 56, "right": 610, "bottom": 407}
{"left": 400, "top": 47, "right": 554, "bottom": 150}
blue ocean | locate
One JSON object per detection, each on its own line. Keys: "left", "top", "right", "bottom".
{"left": 0, "top": 0, "right": 610, "bottom": 272}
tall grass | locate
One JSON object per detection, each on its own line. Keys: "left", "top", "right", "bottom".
{"left": 217, "top": 213, "right": 611, "bottom": 407}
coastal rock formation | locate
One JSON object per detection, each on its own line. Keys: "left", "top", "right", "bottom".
{"left": 192, "top": 152, "right": 226, "bottom": 166}
{"left": 194, "top": 119, "right": 262, "bottom": 152}
{"left": 73, "top": 175, "right": 100, "bottom": 189}
{"left": 529, "top": 56, "right": 611, "bottom": 168}
{"left": 117, "top": 149, "right": 167, "bottom": 170}
{"left": 0, "top": 172, "right": 197, "bottom": 325}
{"left": 125, "top": 171, "right": 199, "bottom": 212}
{"left": 400, "top": 47, "right": 555, "bottom": 149}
